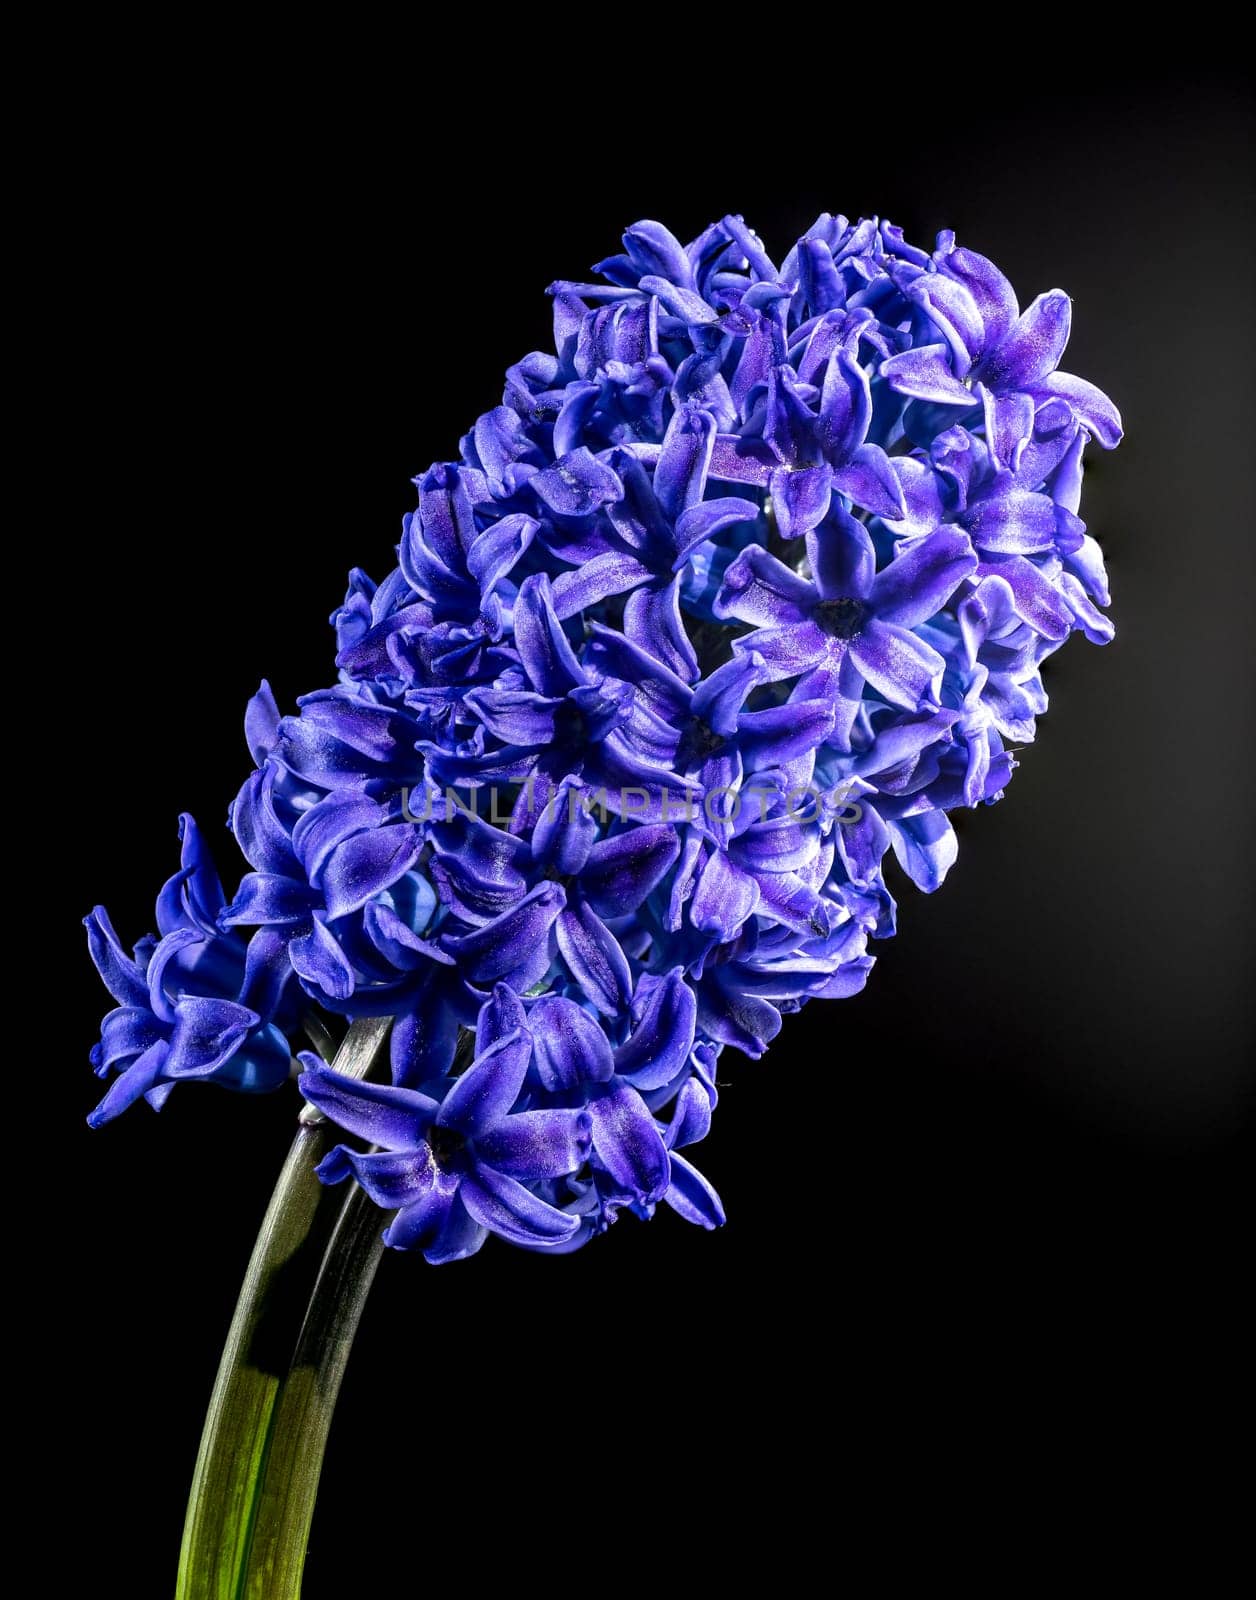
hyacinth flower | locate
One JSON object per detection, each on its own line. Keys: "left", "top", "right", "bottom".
{"left": 85, "top": 815, "right": 296, "bottom": 1126}
{"left": 83, "top": 212, "right": 1120, "bottom": 1597}
{"left": 298, "top": 986, "right": 592, "bottom": 1261}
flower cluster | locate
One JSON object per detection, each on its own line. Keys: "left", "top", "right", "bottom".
{"left": 86, "top": 214, "right": 1119, "bottom": 1261}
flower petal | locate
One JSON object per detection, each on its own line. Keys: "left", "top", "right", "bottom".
{"left": 613, "top": 970, "right": 697, "bottom": 1090}
{"left": 96, "top": 1006, "right": 164, "bottom": 1072}
{"left": 849, "top": 620, "right": 945, "bottom": 709}
{"left": 297, "top": 1058, "right": 438, "bottom": 1148}
{"left": 938, "top": 244, "right": 1019, "bottom": 350}
{"left": 808, "top": 507, "right": 875, "bottom": 601}
{"left": 551, "top": 551, "right": 653, "bottom": 618}
{"left": 887, "top": 811, "right": 958, "bottom": 892}
{"left": 690, "top": 849, "right": 760, "bottom": 940}
{"left": 321, "top": 824, "right": 425, "bottom": 921}
{"left": 655, "top": 407, "right": 715, "bottom": 519}
{"left": 736, "top": 699, "right": 835, "bottom": 769}
{"left": 377, "top": 1176, "right": 461, "bottom": 1252}
{"left": 220, "top": 872, "right": 319, "bottom": 928}
{"left": 588, "top": 1080, "right": 671, "bottom": 1203}
{"left": 979, "top": 556, "right": 1071, "bottom": 641}
{"left": 437, "top": 1028, "right": 532, "bottom": 1135}
{"left": 769, "top": 464, "right": 832, "bottom": 540}
{"left": 664, "top": 1150, "right": 726, "bottom": 1229}
{"left": 1032, "top": 371, "right": 1123, "bottom": 448}
{"left": 461, "top": 687, "right": 560, "bottom": 747}
{"left": 672, "top": 497, "right": 759, "bottom": 568}
{"left": 321, "top": 1146, "right": 437, "bottom": 1209}
{"left": 881, "top": 344, "right": 975, "bottom": 406}
{"left": 459, "top": 1168, "right": 581, "bottom": 1246}
{"left": 164, "top": 996, "right": 258, "bottom": 1077}
{"left": 512, "top": 573, "right": 584, "bottom": 695}
{"left": 289, "top": 916, "right": 355, "bottom": 1002}
{"left": 445, "top": 883, "right": 566, "bottom": 984}
{"left": 623, "top": 576, "right": 699, "bottom": 682}
{"left": 84, "top": 907, "right": 148, "bottom": 1008}
{"left": 714, "top": 543, "right": 815, "bottom": 626}
{"left": 531, "top": 447, "right": 623, "bottom": 518}
{"left": 476, "top": 1109, "right": 593, "bottom": 1180}
{"left": 960, "top": 485, "right": 1058, "bottom": 555}
{"left": 230, "top": 766, "right": 299, "bottom": 877}
{"left": 832, "top": 445, "right": 907, "bottom": 520}
{"left": 86, "top": 1040, "right": 169, "bottom": 1128}
{"left": 530, "top": 995, "right": 615, "bottom": 1091}
{"left": 555, "top": 901, "right": 633, "bottom": 1016}
{"left": 869, "top": 527, "right": 977, "bottom": 628}
{"left": 695, "top": 981, "right": 782, "bottom": 1058}
{"left": 980, "top": 289, "right": 1071, "bottom": 391}
{"left": 245, "top": 680, "right": 282, "bottom": 764}
{"left": 579, "top": 825, "right": 681, "bottom": 918}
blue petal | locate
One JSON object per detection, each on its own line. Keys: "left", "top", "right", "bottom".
{"left": 445, "top": 883, "right": 566, "bottom": 984}
{"left": 664, "top": 1151, "right": 726, "bottom": 1229}
{"left": 579, "top": 825, "right": 681, "bottom": 918}
{"left": 849, "top": 620, "right": 945, "bottom": 709}
{"left": 298, "top": 1059, "right": 438, "bottom": 1148}
{"left": 459, "top": 1168, "right": 581, "bottom": 1247}
{"left": 882, "top": 344, "right": 975, "bottom": 407}
{"left": 87, "top": 1040, "right": 170, "bottom": 1128}
{"left": 532, "top": 448, "right": 623, "bottom": 518}
{"left": 690, "top": 849, "right": 760, "bottom": 940}
{"left": 530, "top": 995, "right": 615, "bottom": 1091}
{"left": 323, "top": 1146, "right": 438, "bottom": 1209}
{"left": 476, "top": 982, "right": 529, "bottom": 1055}
{"left": 555, "top": 901, "right": 633, "bottom": 1016}
{"left": 164, "top": 996, "right": 258, "bottom": 1077}
{"left": 436, "top": 1029, "right": 532, "bottom": 1136}
{"left": 887, "top": 811, "right": 958, "bottom": 892}
{"left": 869, "top": 527, "right": 977, "bottom": 628}
{"left": 289, "top": 915, "right": 356, "bottom": 1002}
{"left": 715, "top": 543, "right": 815, "bottom": 627}
{"left": 379, "top": 1177, "right": 462, "bottom": 1255}
{"left": 96, "top": 1006, "right": 164, "bottom": 1072}
{"left": 220, "top": 873, "right": 319, "bottom": 928}
{"left": 979, "top": 289, "right": 1071, "bottom": 391}
{"left": 230, "top": 767, "right": 299, "bottom": 876}
{"left": 321, "top": 824, "right": 425, "bottom": 921}
{"left": 475, "top": 1109, "right": 593, "bottom": 1180}
{"left": 613, "top": 971, "right": 697, "bottom": 1090}
{"left": 961, "top": 484, "right": 1059, "bottom": 555}
{"left": 244, "top": 680, "right": 282, "bottom": 764}
{"left": 84, "top": 907, "right": 149, "bottom": 1008}
{"left": 655, "top": 407, "right": 715, "bottom": 520}
{"left": 512, "top": 573, "right": 584, "bottom": 695}
{"left": 588, "top": 1080, "right": 671, "bottom": 1203}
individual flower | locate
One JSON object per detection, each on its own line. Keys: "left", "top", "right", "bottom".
{"left": 715, "top": 511, "right": 977, "bottom": 737}
{"left": 85, "top": 816, "right": 294, "bottom": 1126}
{"left": 298, "top": 987, "right": 591, "bottom": 1262}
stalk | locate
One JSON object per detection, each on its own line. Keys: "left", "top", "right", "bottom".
{"left": 239, "top": 1181, "right": 385, "bottom": 1595}
{"left": 175, "top": 1017, "right": 391, "bottom": 1600}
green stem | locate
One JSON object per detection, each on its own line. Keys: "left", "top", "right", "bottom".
{"left": 241, "top": 1180, "right": 385, "bottom": 1596}
{"left": 175, "top": 1017, "right": 391, "bottom": 1600}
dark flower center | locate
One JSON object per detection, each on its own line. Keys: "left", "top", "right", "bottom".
{"left": 813, "top": 596, "right": 867, "bottom": 639}
{"left": 677, "top": 715, "right": 728, "bottom": 768}
{"left": 426, "top": 1125, "right": 467, "bottom": 1168}
{"left": 553, "top": 700, "right": 587, "bottom": 745}
{"left": 542, "top": 865, "right": 575, "bottom": 890}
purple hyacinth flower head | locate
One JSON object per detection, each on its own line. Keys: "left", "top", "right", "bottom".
{"left": 86, "top": 213, "right": 1119, "bottom": 1260}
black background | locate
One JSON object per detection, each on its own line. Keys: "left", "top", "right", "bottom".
{"left": 61, "top": 77, "right": 1252, "bottom": 1587}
